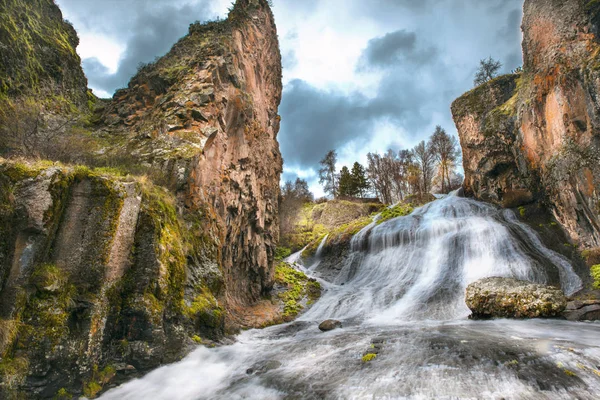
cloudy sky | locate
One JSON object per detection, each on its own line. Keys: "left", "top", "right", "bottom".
{"left": 55, "top": 0, "right": 524, "bottom": 197}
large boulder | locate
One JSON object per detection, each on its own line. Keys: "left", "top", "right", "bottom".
{"left": 465, "top": 277, "right": 567, "bottom": 319}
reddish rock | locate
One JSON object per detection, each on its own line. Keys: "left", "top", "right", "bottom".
{"left": 452, "top": 0, "right": 600, "bottom": 249}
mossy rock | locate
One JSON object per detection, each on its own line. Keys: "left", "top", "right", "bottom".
{"left": 377, "top": 203, "right": 414, "bottom": 225}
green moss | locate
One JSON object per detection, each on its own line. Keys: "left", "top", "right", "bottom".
{"left": 328, "top": 216, "right": 373, "bottom": 242}
{"left": 301, "top": 233, "right": 327, "bottom": 259}
{"left": 377, "top": 203, "right": 414, "bottom": 225}
{"left": 139, "top": 184, "right": 188, "bottom": 313}
{"left": 1, "top": 161, "right": 49, "bottom": 182}
{"left": 0, "top": 357, "right": 29, "bottom": 390}
{"left": 274, "top": 247, "right": 292, "bottom": 261}
{"left": 83, "top": 381, "right": 102, "bottom": 399}
{"left": 54, "top": 388, "right": 72, "bottom": 400}
{"left": 586, "top": 0, "right": 600, "bottom": 11}
{"left": 192, "top": 335, "right": 202, "bottom": 344}
{"left": 591, "top": 265, "right": 600, "bottom": 289}
{"left": 83, "top": 365, "right": 116, "bottom": 398}
{"left": 274, "top": 263, "right": 321, "bottom": 319}
{"left": 518, "top": 206, "right": 526, "bottom": 217}
{"left": 362, "top": 353, "right": 377, "bottom": 363}
{"left": 451, "top": 74, "right": 520, "bottom": 120}
{"left": 0, "top": 320, "right": 20, "bottom": 357}
{"left": 0, "top": 0, "right": 85, "bottom": 103}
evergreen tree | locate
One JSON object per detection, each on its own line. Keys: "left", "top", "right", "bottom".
{"left": 338, "top": 166, "right": 355, "bottom": 197}
{"left": 351, "top": 161, "right": 370, "bottom": 198}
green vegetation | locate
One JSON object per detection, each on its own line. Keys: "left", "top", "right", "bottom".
{"left": 362, "top": 353, "right": 377, "bottom": 363}
{"left": 378, "top": 203, "right": 414, "bottom": 225}
{"left": 274, "top": 247, "right": 292, "bottom": 261}
{"left": 274, "top": 263, "right": 321, "bottom": 320}
{"left": 54, "top": 388, "right": 72, "bottom": 399}
{"left": 192, "top": 335, "right": 203, "bottom": 344}
{"left": 591, "top": 265, "right": 600, "bottom": 289}
{"left": 0, "top": 0, "right": 86, "bottom": 107}
{"left": 23, "top": 263, "right": 76, "bottom": 347}
{"left": 451, "top": 74, "right": 520, "bottom": 120}
{"left": 0, "top": 357, "right": 29, "bottom": 390}
{"left": 185, "top": 289, "right": 223, "bottom": 329}
{"left": 83, "top": 365, "right": 116, "bottom": 398}
{"left": 283, "top": 199, "right": 384, "bottom": 259}
{"left": 327, "top": 216, "right": 373, "bottom": 244}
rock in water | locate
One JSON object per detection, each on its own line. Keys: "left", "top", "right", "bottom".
{"left": 563, "top": 300, "right": 600, "bottom": 321}
{"left": 465, "top": 277, "right": 567, "bottom": 319}
{"left": 319, "top": 320, "right": 342, "bottom": 331}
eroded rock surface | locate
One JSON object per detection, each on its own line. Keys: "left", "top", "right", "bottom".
{"left": 466, "top": 277, "right": 567, "bottom": 319}
{"left": 452, "top": 0, "right": 600, "bottom": 249}
{"left": 0, "top": 0, "right": 283, "bottom": 398}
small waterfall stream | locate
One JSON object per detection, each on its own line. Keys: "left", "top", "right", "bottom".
{"left": 100, "top": 194, "right": 600, "bottom": 400}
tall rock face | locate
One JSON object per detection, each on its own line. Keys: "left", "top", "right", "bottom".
{"left": 98, "top": 0, "right": 283, "bottom": 317}
{"left": 452, "top": 0, "right": 600, "bottom": 249}
{"left": 0, "top": 0, "right": 282, "bottom": 398}
{"left": 0, "top": 0, "right": 88, "bottom": 105}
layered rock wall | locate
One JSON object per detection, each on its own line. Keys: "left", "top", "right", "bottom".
{"left": 0, "top": 0, "right": 283, "bottom": 398}
{"left": 452, "top": 0, "right": 600, "bottom": 249}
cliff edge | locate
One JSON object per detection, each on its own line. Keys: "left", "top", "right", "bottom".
{"left": 452, "top": 0, "right": 600, "bottom": 250}
{"left": 0, "top": 0, "right": 283, "bottom": 398}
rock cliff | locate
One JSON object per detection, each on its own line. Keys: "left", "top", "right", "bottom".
{"left": 452, "top": 0, "right": 600, "bottom": 249}
{"left": 0, "top": 0, "right": 282, "bottom": 398}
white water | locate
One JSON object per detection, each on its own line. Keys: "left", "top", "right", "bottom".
{"left": 100, "top": 194, "right": 600, "bottom": 400}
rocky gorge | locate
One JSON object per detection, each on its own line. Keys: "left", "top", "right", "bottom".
{"left": 0, "top": 0, "right": 289, "bottom": 398}
{"left": 0, "top": 0, "right": 599, "bottom": 398}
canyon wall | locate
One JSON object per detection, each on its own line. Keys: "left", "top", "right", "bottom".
{"left": 452, "top": 0, "right": 600, "bottom": 249}
{"left": 0, "top": 0, "right": 282, "bottom": 398}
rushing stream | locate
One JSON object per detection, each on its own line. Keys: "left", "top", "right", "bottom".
{"left": 101, "top": 194, "right": 600, "bottom": 400}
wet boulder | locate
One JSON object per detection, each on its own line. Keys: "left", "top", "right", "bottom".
{"left": 466, "top": 277, "right": 567, "bottom": 319}
{"left": 563, "top": 300, "right": 600, "bottom": 321}
{"left": 318, "top": 320, "right": 342, "bottom": 331}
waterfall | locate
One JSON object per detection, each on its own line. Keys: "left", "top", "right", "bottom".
{"left": 303, "top": 193, "right": 582, "bottom": 323}
{"left": 100, "top": 195, "right": 598, "bottom": 400}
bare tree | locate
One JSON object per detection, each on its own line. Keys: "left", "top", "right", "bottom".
{"left": 367, "top": 152, "right": 390, "bottom": 204}
{"left": 318, "top": 150, "right": 339, "bottom": 197}
{"left": 279, "top": 178, "right": 314, "bottom": 243}
{"left": 474, "top": 57, "right": 502, "bottom": 86}
{"left": 430, "top": 126, "right": 461, "bottom": 194}
{"left": 412, "top": 140, "right": 436, "bottom": 195}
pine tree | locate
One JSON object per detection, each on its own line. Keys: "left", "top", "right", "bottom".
{"left": 338, "top": 166, "right": 355, "bottom": 197}
{"left": 351, "top": 162, "right": 369, "bottom": 198}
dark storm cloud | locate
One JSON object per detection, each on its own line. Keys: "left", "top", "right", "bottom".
{"left": 279, "top": 70, "right": 446, "bottom": 169}
{"left": 358, "top": 30, "right": 438, "bottom": 70}
{"left": 279, "top": 80, "right": 372, "bottom": 168}
{"left": 57, "top": 0, "right": 214, "bottom": 96}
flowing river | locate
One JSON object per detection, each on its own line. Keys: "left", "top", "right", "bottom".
{"left": 100, "top": 194, "right": 600, "bottom": 399}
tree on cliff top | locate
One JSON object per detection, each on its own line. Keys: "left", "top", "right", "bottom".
{"left": 338, "top": 166, "right": 355, "bottom": 197}
{"left": 351, "top": 162, "right": 370, "bottom": 198}
{"left": 319, "top": 150, "right": 339, "bottom": 197}
{"left": 474, "top": 57, "right": 502, "bottom": 86}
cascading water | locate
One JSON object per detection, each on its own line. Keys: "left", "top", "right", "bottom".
{"left": 100, "top": 194, "right": 600, "bottom": 400}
